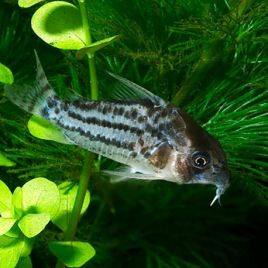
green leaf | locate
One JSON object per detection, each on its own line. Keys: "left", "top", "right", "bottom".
{"left": 0, "top": 152, "right": 16, "bottom": 167}
{"left": 20, "top": 237, "right": 34, "bottom": 257}
{"left": 52, "top": 182, "right": 90, "bottom": 232}
{"left": 12, "top": 187, "right": 23, "bottom": 218}
{"left": 21, "top": 177, "right": 60, "bottom": 219}
{"left": 1, "top": 210, "right": 13, "bottom": 218}
{"left": 18, "top": 213, "right": 50, "bottom": 238}
{"left": 76, "top": 35, "right": 120, "bottom": 60}
{"left": 0, "top": 235, "right": 24, "bottom": 268}
{"left": 0, "top": 218, "right": 16, "bottom": 236}
{"left": 31, "top": 1, "right": 86, "bottom": 50}
{"left": 28, "top": 115, "right": 71, "bottom": 144}
{"left": 17, "top": 256, "right": 33, "bottom": 268}
{"left": 49, "top": 241, "right": 95, "bottom": 267}
{"left": 0, "top": 180, "right": 12, "bottom": 213}
{"left": 0, "top": 63, "right": 13, "bottom": 85}
{"left": 0, "top": 236, "right": 33, "bottom": 266}
{"left": 18, "top": 0, "right": 44, "bottom": 8}
{"left": 0, "top": 234, "right": 15, "bottom": 247}
{"left": 5, "top": 223, "right": 21, "bottom": 238}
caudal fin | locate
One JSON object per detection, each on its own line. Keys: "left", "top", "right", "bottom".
{"left": 4, "top": 51, "right": 57, "bottom": 117}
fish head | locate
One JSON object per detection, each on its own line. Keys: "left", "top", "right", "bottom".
{"left": 175, "top": 110, "right": 229, "bottom": 205}
{"left": 186, "top": 141, "right": 229, "bottom": 206}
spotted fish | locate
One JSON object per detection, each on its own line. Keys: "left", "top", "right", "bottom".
{"left": 4, "top": 52, "right": 229, "bottom": 206}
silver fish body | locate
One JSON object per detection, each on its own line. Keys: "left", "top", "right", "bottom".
{"left": 45, "top": 97, "right": 188, "bottom": 181}
{"left": 4, "top": 52, "right": 229, "bottom": 205}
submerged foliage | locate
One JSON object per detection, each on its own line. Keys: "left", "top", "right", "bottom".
{"left": 0, "top": 0, "right": 267, "bottom": 267}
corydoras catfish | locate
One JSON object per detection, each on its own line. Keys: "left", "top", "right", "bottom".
{"left": 4, "top": 52, "right": 229, "bottom": 206}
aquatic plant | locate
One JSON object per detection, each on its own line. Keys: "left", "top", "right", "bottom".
{"left": 0, "top": 0, "right": 267, "bottom": 267}
{"left": 0, "top": 0, "right": 117, "bottom": 266}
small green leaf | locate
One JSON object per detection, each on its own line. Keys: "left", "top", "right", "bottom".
{"left": 17, "top": 256, "right": 33, "bottom": 268}
{"left": 76, "top": 35, "right": 120, "bottom": 60}
{"left": 18, "top": 213, "right": 50, "bottom": 238}
{"left": 0, "top": 236, "right": 32, "bottom": 266}
{"left": 0, "top": 234, "right": 15, "bottom": 247}
{"left": 0, "top": 180, "right": 12, "bottom": 213}
{"left": 0, "top": 235, "right": 24, "bottom": 268}
{"left": 18, "top": 0, "right": 44, "bottom": 8}
{"left": 0, "top": 63, "right": 13, "bottom": 85}
{"left": 0, "top": 152, "right": 16, "bottom": 167}
{"left": 28, "top": 115, "right": 71, "bottom": 144}
{"left": 0, "top": 218, "right": 16, "bottom": 236}
{"left": 31, "top": 1, "right": 86, "bottom": 50}
{"left": 21, "top": 177, "right": 60, "bottom": 219}
{"left": 12, "top": 187, "right": 23, "bottom": 218}
{"left": 5, "top": 223, "right": 21, "bottom": 238}
{"left": 52, "top": 182, "right": 90, "bottom": 231}
{"left": 49, "top": 241, "right": 95, "bottom": 267}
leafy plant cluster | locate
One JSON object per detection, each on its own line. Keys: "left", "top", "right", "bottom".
{"left": 0, "top": 0, "right": 119, "bottom": 267}
{"left": 0, "top": 0, "right": 267, "bottom": 267}
{"left": 0, "top": 178, "right": 92, "bottom": 267}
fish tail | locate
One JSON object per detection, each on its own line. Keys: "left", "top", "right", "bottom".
{"left": 4, "top": 51, "right": 57, "bottom": 118}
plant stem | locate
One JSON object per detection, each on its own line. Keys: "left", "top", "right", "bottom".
{"left": 79, "top": 0, "right": 92, "bottom": 44}
{"left": 56, "top": 1, "right": 98, "bottom": 267}
{"left": 65, "top": 152, "right": 94, "bottom": 239}
{"left": 88, "top": 56, "right": 98, "bottom": 100}
{"left": 79, "top": 0, "right": 98, "bottom": 100}
{"left": 56, "top": 153, "right": 94, "bottom": 267}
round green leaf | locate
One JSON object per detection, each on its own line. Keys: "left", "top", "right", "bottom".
{"left": 31, "top": 1, "right": 86, "bottom": 50}
{"left": 49, "top": 241, "right": 95, "bottom": 267}
{"left": 19, "top": 0, "right": 44, "bottom": 8}
{"left": 0, "top": 63, "right": 13, "bottom": 85}
{"left": 76, "top": 35, "right": 120, "bottom": 60}
{"left": 0, "top": 152, "right": 16, "bottom": 167}
{"left": 28, "top": 115, "right": 71, "bottom": 144}
{"left": 0, "top": 179, "right": 12, "bottom": 213}
{"left": 18, "top": 213, "right": 50, "bottom": 238}
{"left": 22, "top": 177, "right": 60, "bottom": 218}
{"left": 52, "top": 182, "right": 90, "bottom": 232}
{"left": 0, "top": 218, "right": 16, "bottom": 236}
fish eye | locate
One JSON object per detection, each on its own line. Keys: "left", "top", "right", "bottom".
{"left": 192, "top": 151, "right": 210, "bottom": 169}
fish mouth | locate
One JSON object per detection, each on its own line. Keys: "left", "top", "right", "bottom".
{"left": 210, "top": 171, "right": 229, "bottom": 206}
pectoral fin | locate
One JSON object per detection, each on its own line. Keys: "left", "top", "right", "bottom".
{"left": 101, "top": 169, "right": 162, "bottom": 183}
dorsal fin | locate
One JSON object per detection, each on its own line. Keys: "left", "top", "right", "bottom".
{"left": 106, "top": 72, "right": 166, "bottom": 106}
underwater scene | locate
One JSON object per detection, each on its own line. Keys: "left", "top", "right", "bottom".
{"left": 0, "top": 0, "right": 267, "bottom": 267}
